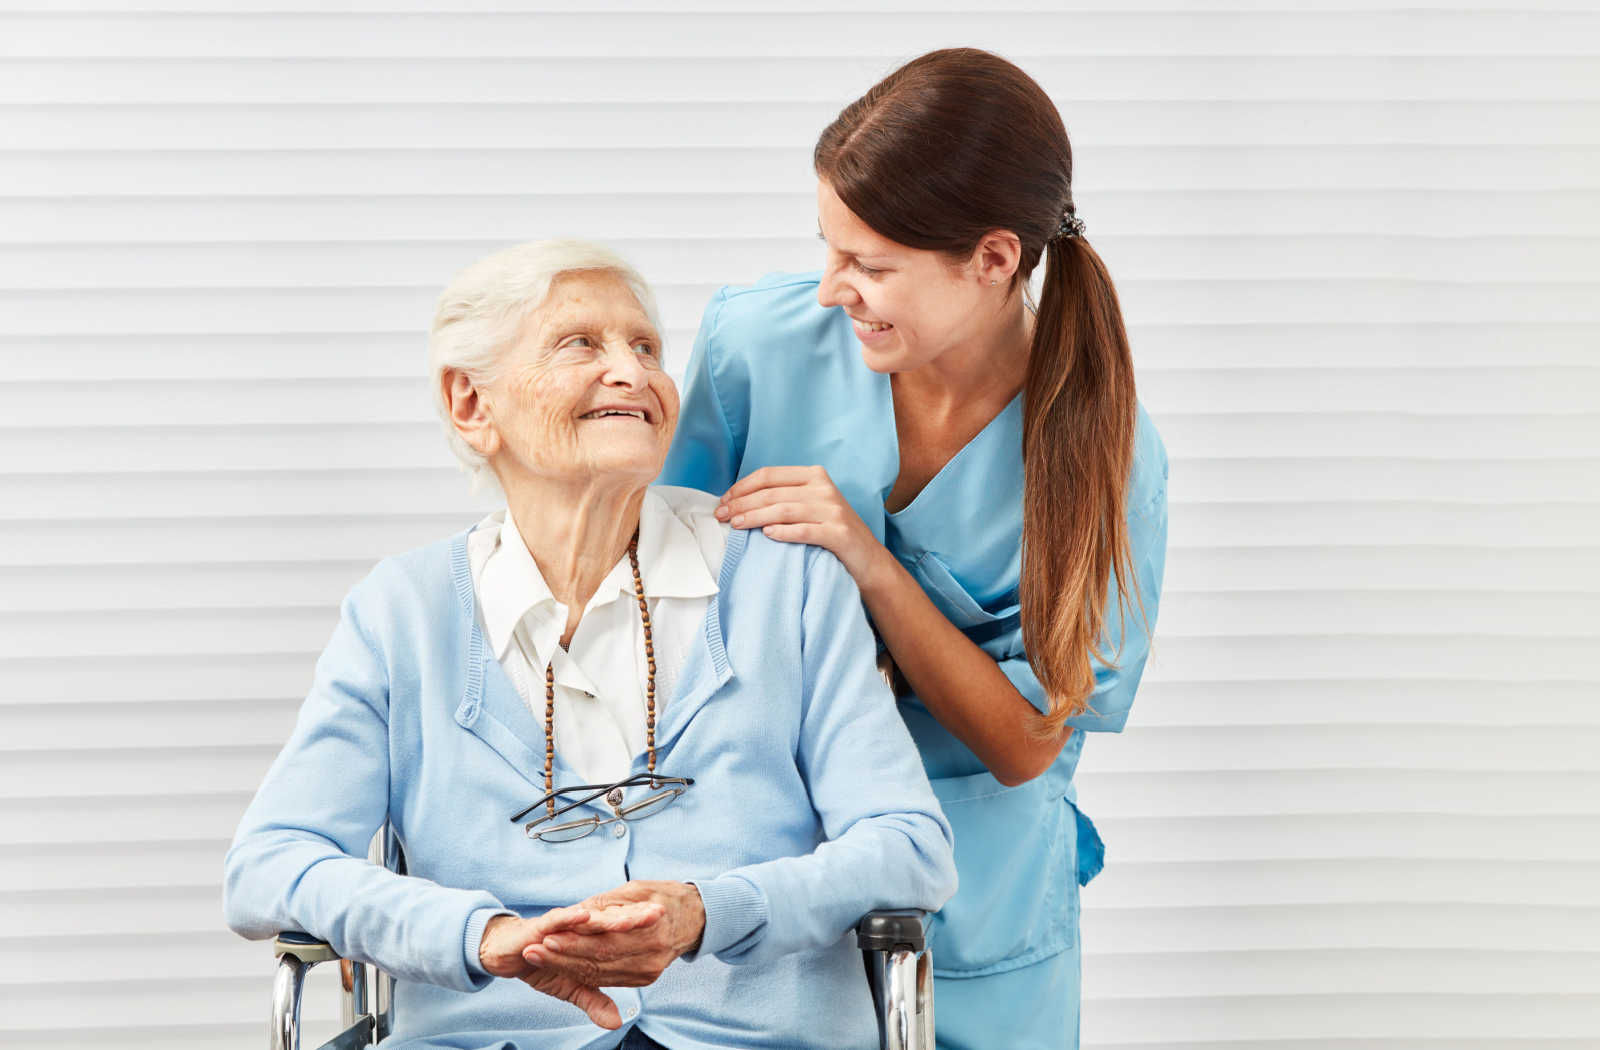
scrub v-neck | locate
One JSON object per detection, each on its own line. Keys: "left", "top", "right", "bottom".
{"left": 882, "top": 378, "right": 1024, "bottom": 524}
{"left": 878, "top": 372, "right": 1027, "bottom": 614}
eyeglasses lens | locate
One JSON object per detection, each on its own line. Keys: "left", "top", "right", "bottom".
{"left": 617, "top": 789, "right": 680, "bottom": 821}
{"left": 532, "top": 818, "right": 599, "bottom": 843}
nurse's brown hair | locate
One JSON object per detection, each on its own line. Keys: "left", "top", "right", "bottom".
{"left": 815, "top": 48, "right": 1141, "bottom": 735}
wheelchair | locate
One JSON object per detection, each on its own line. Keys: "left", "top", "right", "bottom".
{"left": 267, "top": 824, "right": 935, "bottom": 1050}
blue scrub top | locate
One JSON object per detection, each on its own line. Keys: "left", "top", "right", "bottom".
{"left": 659, "top": 272, "right": 1170, "bottom": 982}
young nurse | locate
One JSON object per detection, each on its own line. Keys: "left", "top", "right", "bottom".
{"left": 658, "top": 48, "right": 1169, "bottom": 1049}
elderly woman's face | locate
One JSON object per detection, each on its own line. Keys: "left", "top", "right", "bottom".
{"left": 483, "top": 269, "right": 677, "bottom": 489}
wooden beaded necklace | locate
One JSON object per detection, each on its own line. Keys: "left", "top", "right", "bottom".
{"left": 542, "top": 531, "right": 656, "bottom": 819}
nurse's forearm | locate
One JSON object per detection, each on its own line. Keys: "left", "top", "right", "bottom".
{"left": 858, "top": 549, "right": 1070, "bottom": 787}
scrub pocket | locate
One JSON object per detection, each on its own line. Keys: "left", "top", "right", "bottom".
{"left": 927, "top": 770, "right": 1078, "bottom": 978}
{"left": 905, "top": 552, "right": 1018, "bottom": 637}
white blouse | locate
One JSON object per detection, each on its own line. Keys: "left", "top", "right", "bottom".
{"left": 466, "top": 486, "right": 729, "bottom": 787}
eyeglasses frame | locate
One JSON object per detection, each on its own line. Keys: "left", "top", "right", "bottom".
{"left": 509, "top": 772, "right": 695, "bottom": 841}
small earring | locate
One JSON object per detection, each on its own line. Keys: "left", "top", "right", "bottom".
{"left": 990, "top": 280, "right": 997, "bottom": 286}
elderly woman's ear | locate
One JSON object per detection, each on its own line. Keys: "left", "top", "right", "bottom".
{"left": 442, "top": 368, "right": 500, "bottom": 459}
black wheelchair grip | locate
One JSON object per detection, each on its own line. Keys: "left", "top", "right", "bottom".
{"left": 855, "top": 909, "right": 926, "bottom": 952}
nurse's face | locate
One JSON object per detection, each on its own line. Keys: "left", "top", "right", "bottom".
{"left": 814, "top": 179, "right": 995, "bottom": 374}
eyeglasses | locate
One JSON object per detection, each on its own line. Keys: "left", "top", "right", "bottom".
{"left": 509, "top": 773, "right": 694, "bottom": 843}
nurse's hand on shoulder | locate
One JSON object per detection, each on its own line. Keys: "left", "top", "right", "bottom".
{"left": 716, "top": 465, "right": 886, "bottom": 586}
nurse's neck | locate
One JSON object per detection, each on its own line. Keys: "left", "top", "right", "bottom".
{"left": 899, "top": 294, "right": 1033, "bottom": 414}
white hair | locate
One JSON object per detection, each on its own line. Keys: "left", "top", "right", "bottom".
{"left": 427, "top": 238, "right": 663, "bottom": 497}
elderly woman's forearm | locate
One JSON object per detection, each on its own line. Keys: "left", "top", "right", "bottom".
{"left": 685, "top": 808, "right": 956, "bottom": 966}
{"left": 224, "top": 829, "right": 508, "bottom": 993}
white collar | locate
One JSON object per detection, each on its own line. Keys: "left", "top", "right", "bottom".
{"left": 476, "top": 487, "right": 721, "bottom": 665}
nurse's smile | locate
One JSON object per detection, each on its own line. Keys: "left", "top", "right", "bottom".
{"left": 849, "top": 316, "right": 896, "bottom": 345}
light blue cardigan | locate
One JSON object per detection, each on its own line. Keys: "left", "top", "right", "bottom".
{"left": 224, "top": 506, "right": 957, "bottom": 1050}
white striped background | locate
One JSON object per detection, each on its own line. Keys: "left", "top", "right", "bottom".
{"left": 2, "top": 2, "right": 1598, "bottom": 1048}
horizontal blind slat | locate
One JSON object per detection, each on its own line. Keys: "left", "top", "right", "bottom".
{"left": 4, "top": 190, "right": 1599, "bottom": 245}
{"left": 1, "top": 545, "right": 1592, "bottom": 606}
{"left": 7, "top": 11, "right": 1600, "bottom": 58}
{"left": 6, "top": 325, "right": 1596, "bottom": 376}
{"left": 6, "top": 55, "right": 1600, "bottom": 104}
{"left": 3, "top": 370, "right": 1596, "bottom": 423}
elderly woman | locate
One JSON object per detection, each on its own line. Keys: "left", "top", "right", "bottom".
{"left": 223, "top": 240, "right": 957, "bottom": 1050}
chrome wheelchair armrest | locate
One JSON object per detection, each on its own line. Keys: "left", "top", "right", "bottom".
{"left": 271, "top": 933, "right": 376, "bottom": 1050}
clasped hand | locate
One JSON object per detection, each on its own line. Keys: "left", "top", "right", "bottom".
{"left": 478, "top": 881, "right": 706, "bottom": 1029}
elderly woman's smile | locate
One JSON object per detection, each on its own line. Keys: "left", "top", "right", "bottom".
{"left": 579, "top": 407, "right": 652, "bottom": 422}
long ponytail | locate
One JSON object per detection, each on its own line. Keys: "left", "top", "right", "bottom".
{"left": 816, "top": 47, "right": 1145, "bottom": 731}
{"left": 1022, "top": 235, "right": 1140, "bottom": 732}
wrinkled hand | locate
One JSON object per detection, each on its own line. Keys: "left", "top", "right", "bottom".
{"left": 479, "top": 903, "right": 662, "bottom": 1029}
{"left": 521, "top": 881, "right": 706, "bottom": 991}
{"left": 717, "top": 466, "right": 885, "bottom": 586}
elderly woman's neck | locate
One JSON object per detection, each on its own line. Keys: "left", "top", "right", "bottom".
{"left": 506, "top": 481, "right": 649, "bottom": 644}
